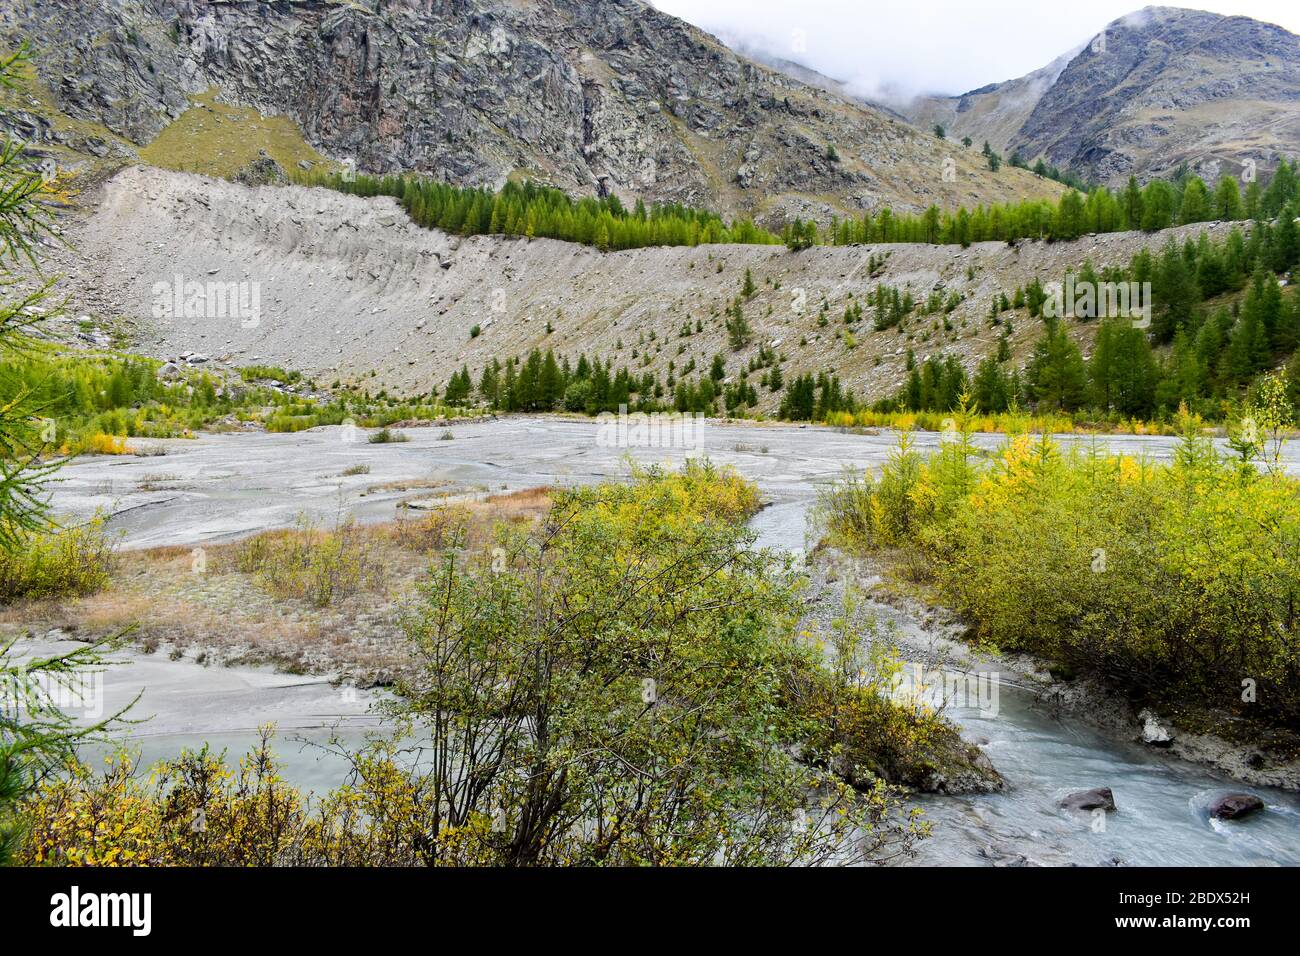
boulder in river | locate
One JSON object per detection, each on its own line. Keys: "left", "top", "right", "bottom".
{"left": 918, "top": 744, "right": 1006, "bottom": 795}
{"left": 1060, "top": 787, "right": 1116, "bottom": 812}
{"left": 1208, "top": 793, "right": 1264, "bottom": 820}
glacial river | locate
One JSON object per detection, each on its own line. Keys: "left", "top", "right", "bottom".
{"left": 33, "top": 417, "right": 1300, "bottom": 865}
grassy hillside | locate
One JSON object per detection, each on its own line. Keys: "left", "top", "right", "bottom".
{"left": 139, "top": 89, "right": 336, "bottom": 180}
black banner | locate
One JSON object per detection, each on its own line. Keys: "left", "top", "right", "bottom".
{"left": 0, "top": 865, "right": 1277, "bottom": 942}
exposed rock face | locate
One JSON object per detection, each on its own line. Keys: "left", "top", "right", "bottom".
{"left": 232, "top": 151, "right": 287, "bottom": 187}
{"left": 915, "top": 742, "right": 1006, "bottom": 795}
{"left": 903, "top": 6, "right": 1300, "bottom": 186}
{"left": 906, "top": 49, "right": 1079, "bottom": 159}
{"left": 829, "top": 741, "right": 1005, "bottom": 796}
{"left": 0, "top": 0, "right": 1055, "bottom": 223}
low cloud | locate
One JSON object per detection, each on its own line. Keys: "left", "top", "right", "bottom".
{"left": 651, "top": 0, "right": 1300, "bottom": 101}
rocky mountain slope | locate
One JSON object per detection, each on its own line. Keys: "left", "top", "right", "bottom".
{"left": 0, "top": 0, "right": 1059, "bottom": 227}
{"left": 906, "top": 50, "right": 1079, "bottom": 159}
{"left": 904, "top": 6, "right": 1300, "bottom": 186}
{"left": 38, "top": 165, "right": 1236, "bottom": 411}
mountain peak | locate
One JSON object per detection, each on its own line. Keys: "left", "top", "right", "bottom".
{"left": 903, "top": 5, "right": 1300, "bottom": 185}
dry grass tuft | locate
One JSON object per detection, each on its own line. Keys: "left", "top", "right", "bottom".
{"left": 2, "top": 487, "right": 557, "bottom": 684}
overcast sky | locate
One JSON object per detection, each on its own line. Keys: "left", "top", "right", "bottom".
{"left": 649, "top": 1, "right": 1300, "bottom": 102}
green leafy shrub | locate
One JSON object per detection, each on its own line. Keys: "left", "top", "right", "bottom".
{"left": 0, "top": 519, "right": 114, "bottom": 603}
{"left": 368, "top": 427, "right": 408, "bottom": 444}
{"left": 387, "top": 461, "right": 929, "bottom": 865}
{"left": 239, "top": 365, "right": 301, "bottom": 384}
{"left": 821, "top": 413, "right": 1300, "bottom": 733}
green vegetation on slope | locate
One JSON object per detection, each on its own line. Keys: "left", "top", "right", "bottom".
{"left": 296, "top": 169, "right": 781, "bottom": 250}
{"left": 436, "top": 339, "right": 781, "bottom": 418}
{"left": 434, "top": 214, "right": 1300, "bottom": 430}
{"left": 140, "top": 89, "right": 334, "bottom": 180}
{"left": 801, "top": 161, "right": 1292, "bottom": 248}
{"left": 302, "top": 160, "right": 1276, "bottom": 252}
{"left": 872, "top": 214, "right": 1300, "bottom": 423}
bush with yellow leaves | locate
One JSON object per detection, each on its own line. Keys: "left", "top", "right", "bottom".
{"left": 820, "top": 409, "right": 1300, "bottom": 733}
{"left": 19, "top": 733, "right": 457, "bottom": 866}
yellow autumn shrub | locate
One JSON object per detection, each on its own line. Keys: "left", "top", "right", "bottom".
{"left": 85, "top": 433, "right": 132, "bottom": 455}
{"left": 822, "top": 422, "right": 1300, "bottom": 731}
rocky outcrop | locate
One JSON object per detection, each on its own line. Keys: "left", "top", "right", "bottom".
{"left": 0, "top": 0, "right": 1056, "bottom": 224}
{"left": 818, "top": 715, "right": 1004, "bottom": 796}
{"left": 914, "top": 740, "right": 1006, "bottom": 795}
{"left": 232, "top": 151, "right": 287, "bottom": 187}
{"left": 905, "top": 48, "right": 1079, "bottom": 159}
{"left": 1017, "top": 8, "right": 1300, "bottom": 184}
{"left": 1139, "top": 708, "right": 1174, "bottom": 748}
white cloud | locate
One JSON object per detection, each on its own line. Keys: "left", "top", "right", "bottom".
{"left": 649, "top": 1, "right": 1300, "bottom": 101}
